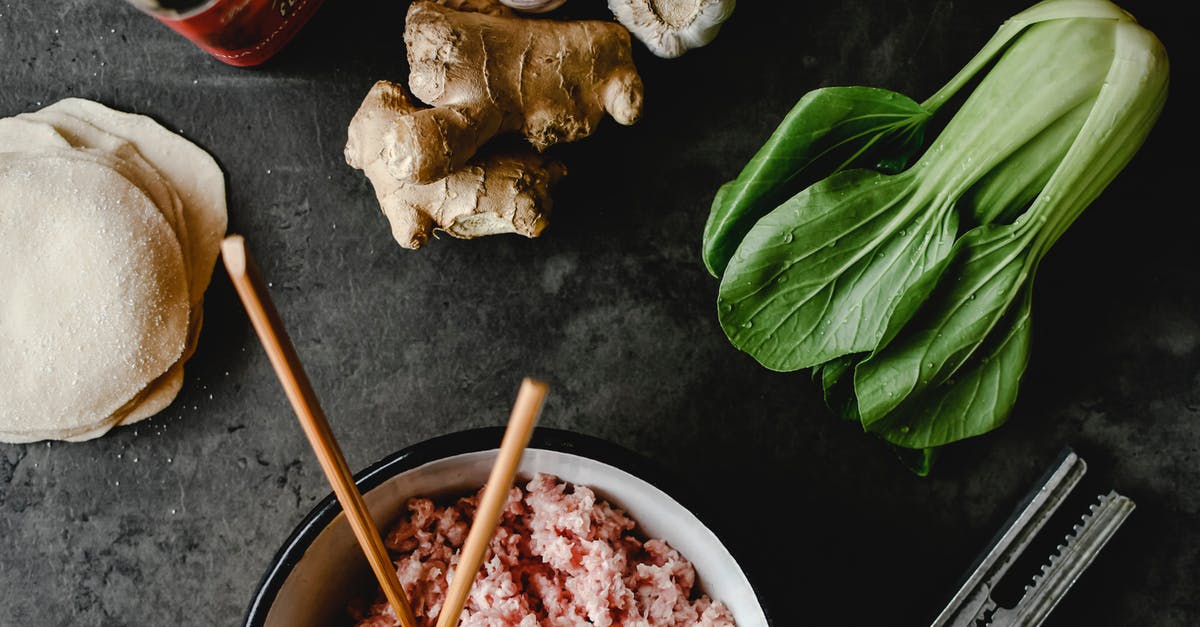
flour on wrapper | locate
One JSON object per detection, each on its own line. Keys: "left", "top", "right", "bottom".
{"left": 0, "top": 115, "right": 196, "bottom": 435}
{"left": 1, "top": 99, "right": 227, "bottom": 441}
{"left": 0, "top": 363, "right": 186, "bottom": 443}
{"left": 12, "top": 109, "right": 207, "bottom": 430}
{"left": 42, "top": 98, "right": 227, "bottom": 308}
{"left": 0, "top": 153, "right": 190, "bottom": 437}
{"left": 18, "top": 109, "right": 195, "bottom": 297}
{"left": 43, "top": 99, "right": 228, "bottom": 429}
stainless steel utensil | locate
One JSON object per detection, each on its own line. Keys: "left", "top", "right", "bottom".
{"left": 932, "top": 448, "right": 1135, "bottom": 627}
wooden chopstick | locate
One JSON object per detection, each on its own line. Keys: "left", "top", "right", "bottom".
{"left": 435, "top": 377, "right": 549, "bottom": 627}
{"left": 220, "top": 234, "right": 418, "bottom": 627}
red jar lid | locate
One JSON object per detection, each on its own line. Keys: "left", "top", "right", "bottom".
{"left": 129, "top": 0, "right": 326, "bottom": 67}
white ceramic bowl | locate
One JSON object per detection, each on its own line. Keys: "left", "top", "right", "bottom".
{"left": 244, "top": 427, "right": 770, "bottom": 626}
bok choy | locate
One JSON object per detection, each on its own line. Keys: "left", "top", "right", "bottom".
{"left": 703, "top": 0, "right": 1168, "bottom": 471}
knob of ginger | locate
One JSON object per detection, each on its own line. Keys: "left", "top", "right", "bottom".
{"left": 346, "top": 80, "right": 566, "bottom": 249}
{"left": 386, "top": 0, "right": 644, "bottom": 185}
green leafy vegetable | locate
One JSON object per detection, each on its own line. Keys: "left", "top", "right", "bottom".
{"left": 864, "top": 289, "right": 1034, "bottom": 448}
{"left": 814, "top": 356, "right": 859, "bottom": 422}
{"left": 702, "top": 87, "right": 930, "bottom": 278}
{"left": 861, "top": 16, "right": 1169, "bottom": 449}
{"left": 703, "top": 0, "right": 1169, "bottom": 470}
{"left": 717, "top": 168, "right": 957, "bottom": 371}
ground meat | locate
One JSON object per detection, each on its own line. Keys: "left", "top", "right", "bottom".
{"left": 347, "top": 473, "right": 736, "bottom": 627}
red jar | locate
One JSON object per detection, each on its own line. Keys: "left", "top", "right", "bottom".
{"left": 127, "top": 0, "right": 326, "bottom": 67}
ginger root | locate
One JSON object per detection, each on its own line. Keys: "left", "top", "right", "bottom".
{"left": 388, "top": 0, "right": 644, "bottom": 184}
{"left": 346, "top": 80, "right": 566, "bottom": 249}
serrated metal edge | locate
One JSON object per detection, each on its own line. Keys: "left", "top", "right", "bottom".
{"left": 932, "top": 449, "right": 1086, "bottom": 627}
{"left": 989, "top": 491, "right": 1135, "bottom": 627}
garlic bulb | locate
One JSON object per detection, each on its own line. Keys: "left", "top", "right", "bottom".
{"left": 608, "top": 0, "right": 736, "bottom": 58}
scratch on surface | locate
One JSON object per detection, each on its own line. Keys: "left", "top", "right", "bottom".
{"left": 175, "top": 474, "right": 187, "bottom": 515}
{"left": 312, "top": 107, "right": 325, "bottom": 164}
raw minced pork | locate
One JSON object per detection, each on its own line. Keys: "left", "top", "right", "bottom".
{"left": 348, "top": 472, "right": 736, "bottom": 626}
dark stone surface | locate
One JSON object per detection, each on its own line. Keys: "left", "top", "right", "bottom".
{"left": 0, "top": 0, "right": 1194, "bottom": 625}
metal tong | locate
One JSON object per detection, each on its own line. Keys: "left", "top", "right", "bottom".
{"left": 932, "top": 448, "right": 1135, "bottom": 627}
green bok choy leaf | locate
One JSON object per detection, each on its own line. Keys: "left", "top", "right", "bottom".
{"left": 702, "top": 88, "right": 930, "bottom": 278}
{"left": 703, "top": 0, "right": 1169, "bottom": 467}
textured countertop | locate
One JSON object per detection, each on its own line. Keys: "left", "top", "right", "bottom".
{"left": 1, "top": 1, "right": 1195, "bottom": 625}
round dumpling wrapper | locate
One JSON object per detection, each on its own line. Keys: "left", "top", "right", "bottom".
{"left": 11, "top": 113, "right": 205, "bottom": 389}
{"left": 0, "top": 116, "right": 187, "bottom": 440}
{"left": 0, "top": 152, "right": 189, "bottom": 438}
{"left": 17, "top": 110, "right": 194, "bottom": 300}
{"left": 42, "top": 98, "right": 227, "bottom": 307}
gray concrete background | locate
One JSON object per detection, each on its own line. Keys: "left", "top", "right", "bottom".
{"left": 1, "top": 1, "right": 1195, "bottom": 625}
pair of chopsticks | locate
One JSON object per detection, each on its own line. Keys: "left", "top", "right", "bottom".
{"left": 221, "top": 234, "right": 548, "bottom": 627}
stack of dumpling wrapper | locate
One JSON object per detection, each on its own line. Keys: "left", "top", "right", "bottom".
{"left": 0, "top": 98, "right": 227, "bottom": 443}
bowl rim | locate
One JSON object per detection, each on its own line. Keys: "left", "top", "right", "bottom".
{"left": 242, "top": 426, "right": 772, "bottom": 626}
